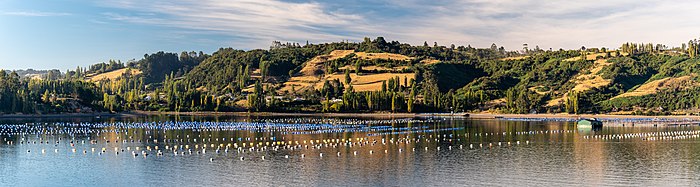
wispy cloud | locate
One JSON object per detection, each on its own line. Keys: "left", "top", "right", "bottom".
{"left": 2, "top": 11, "right": 71, "bottom": 17}
{"left": 99, "top": 0, "right": 375, "bottom": 48}
{"left": 378, "top": 0, "right": 700, "bottom": 49}
{"left": 97, "top": 0, "right": 700, "bottom": 50}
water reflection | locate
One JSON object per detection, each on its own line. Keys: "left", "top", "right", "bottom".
{"left": 1, "top": 116, "right": 700, "bottom": 186}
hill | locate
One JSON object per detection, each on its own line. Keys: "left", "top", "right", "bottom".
{"left": 5, "top": 37, "right": 700, "bottom": 115}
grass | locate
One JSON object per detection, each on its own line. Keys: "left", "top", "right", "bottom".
{"left": 571, "top": 59, "right": 613, "bottom": 92}
{"left": 279, "top": 76, "right": 318, "bottom": 92}
{"left": 528, "top": 86, "right": 550, "bottom": 95}
{"left": 547, "top": 59, "right": 612, "bottom": 106}
{"left": 281, "top": 50, "right": 417, "bottom": 93}
{"left": 279, "top": 73, "right": 414, "bottom": 93}
{"left": 612, "top": 75, "right": 698, "bottom": 99}
{"left": 86, "top": 68, "right": 142, "bottom": 82}
{"left": 324, "top": 73, "right": 414, "bottom": 92}
{"left": 338, "top": 65, "right": 408, "bottom": 71}
{"left": 299, "top": 50, "right": 354, "bottom": 76}
{"left": 421, "top": 59, "right": 440, "bottom": 65}
{"left": 500, "top": 56, "right": 530, "bottom": 61}
{"left": 354, "top": 52, "right": 412, "bottom": 61}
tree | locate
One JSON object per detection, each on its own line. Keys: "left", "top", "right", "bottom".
{"left": 407, "top": 89, "right": 415, "bottom": 113}
{"left": 344, "top": 69, "right": 351, "bottom": 85}
{"left": 42, "top": 90, "right": 51, "bottom": 103}
{"left": 391, "top": 93, "right": 397, "bottom": 112}
{"left": 381, "top": 81, "right": 387, "bottom": 93}
{"left": 247, "top": 81, "right": 266, "bottom": 111}
{"left": 259, "top": 59, "right": 269, "bottom": 82}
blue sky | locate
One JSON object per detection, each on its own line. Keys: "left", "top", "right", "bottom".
{"left": 2, "top": 0, "right": 700, "bottom": 70}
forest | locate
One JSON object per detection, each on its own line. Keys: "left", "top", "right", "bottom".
{"left": 3, "top": 37, "right": 700, "bottom": 115}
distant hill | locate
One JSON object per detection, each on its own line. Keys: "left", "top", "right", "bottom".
{"left": 4, "top": 69, "right": 61, "bottom": 80}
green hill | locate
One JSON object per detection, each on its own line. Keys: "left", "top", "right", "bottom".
{"left": 3, "top": 37, "right": 700, "bottom": 115}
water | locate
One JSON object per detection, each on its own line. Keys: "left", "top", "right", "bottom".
{"left": 2, "top": 116, "right": 700, "bottom": 186}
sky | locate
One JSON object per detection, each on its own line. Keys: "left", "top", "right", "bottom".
{"left": 2, "top": 0, "right": 700, "bottom": 70}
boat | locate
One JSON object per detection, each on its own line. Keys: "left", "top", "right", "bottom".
{"left": 577, "top": 118, "right": 603, "bottom": 128}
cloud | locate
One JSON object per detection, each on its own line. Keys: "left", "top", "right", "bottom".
{"left": 99, "top": 0, "right": 375, "bottom": 48}
{"left": 377, "top": 0, "right": 700, "bottom": 50}
{"left": 2, "top": 11, "right": 71, "bottom": 17}
{"left": 98, "top": 0, "right": 700, "bottom": 50}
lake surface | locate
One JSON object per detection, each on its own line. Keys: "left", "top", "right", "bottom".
{"left": 2, "top": 116, "right": 700, "bottom": 186}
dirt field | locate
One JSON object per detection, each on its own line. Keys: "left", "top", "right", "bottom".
{"left": 421, "top": 59, "right": 440, "bottom": 65}
{"left": 501, "top": 56, "right": 530, "bottom": 61}
{"left": 612, "top": 75, "right": 698, "bottom": 99}
{"left": 86, "top": 68, "right": 142, "bottom": 82}
{"left": 280, "top": 50, "right": 417, "bottom": 93}
{"left": 299, "top": 50, "right": 354, "bottom": 76}
{"left": 338, "top": 65, "right": 408, "bottom": 71}
{"left": 322, "top": 73, "right": 414, "bottom": 92}
{"left": 571, "top": 59, "right": 613, "bottom": 92}
{"left": 547, "top": 59, "right": 612, "bottom": 106}
{"left": 354, "top": 52, "right": 412, "bottom": 61}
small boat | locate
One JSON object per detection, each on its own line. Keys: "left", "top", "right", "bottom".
{"left": 577, "top": 118, "right": 603, "bottom": 128}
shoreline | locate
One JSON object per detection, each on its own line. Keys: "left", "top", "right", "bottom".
{"left": 2, "top": 111, "right": 699, "bottom": 119}
{"left": 127, "top": 111, "right": 700, "bottom": 119}
{"left": 132, "top": 111, "right": 425, "bottom": 118}
{"left": 468, "top": 113, "right": 700, "bottom": 119}
{"left": 0, "top": 112, "right": 141, "bottom": 119}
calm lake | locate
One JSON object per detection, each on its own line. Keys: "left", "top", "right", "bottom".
{"left": 2, "top": 116, "right": 700, "bottom": 186}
